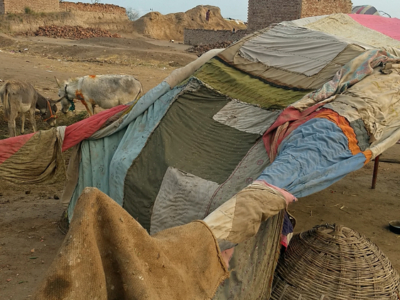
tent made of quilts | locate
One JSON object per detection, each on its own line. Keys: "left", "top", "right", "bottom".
{"left": 1, "top": 13, "right": 400, "bottom": 300}
{"left": 352, "top": 5, "right": 380, "bottom": 15}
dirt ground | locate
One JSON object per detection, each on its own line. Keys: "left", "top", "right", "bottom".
{"left": 0, "top": 33, "right": 399, "bottom": 300}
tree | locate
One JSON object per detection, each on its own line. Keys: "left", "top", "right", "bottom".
{"left": 126, "top": 7, "right": 140, "bottom": 21}
{"left": 91, "top": 0, "right": 101, "bottom": 3}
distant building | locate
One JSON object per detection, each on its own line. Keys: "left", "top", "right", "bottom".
{"left": 247, "top": 0, "right": 353, "bottom": 32}
{"left": 0, "top": 0, "right": 59, "bottom": 14}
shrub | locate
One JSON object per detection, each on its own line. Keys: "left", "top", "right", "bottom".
{"left": 24, "top": 7, "right": 33, "bottom": 14}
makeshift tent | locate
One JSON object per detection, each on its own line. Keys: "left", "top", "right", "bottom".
{"left": 1, "top": 13, "right": 400, "bottom": 300}
{"left": 352, "top": 5, "right": 380, "bottom": 15}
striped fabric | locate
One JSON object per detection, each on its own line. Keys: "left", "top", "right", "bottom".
{"left": 352, "top": 5, "right": 380, "bottom": 15}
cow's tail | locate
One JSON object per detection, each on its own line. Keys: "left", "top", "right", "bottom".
{"left": 0, "top": 83, "right": 10, "bottom": 119}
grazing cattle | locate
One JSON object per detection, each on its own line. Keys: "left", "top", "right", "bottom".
{"left": 0, "top": 81, "right": 58, "bottom": 137}
{"left": 55, "top": 75, "right": 143, "bottom": 116}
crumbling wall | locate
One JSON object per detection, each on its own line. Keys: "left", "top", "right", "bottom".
{"left": 301, "top": 0, "right": 352, "bottom": 18}
{"left": 184, "top": 29, "right": 247, "bottom": 45}
{"left": 0, "top": 0, "right": 59, "bottom": 14}
{"left": 247, "top": 0, "right": 302, "bottom": 32}
{"left": 59, "top": 2, "right": 126, "bottom": 15}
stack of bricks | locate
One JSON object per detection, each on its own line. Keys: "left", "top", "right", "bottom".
{"left": 301, "top": 0, "right": 352, "bottom": 18}
{"left": 247, "top": 0, "right": 352, "bottom": 32}
{"left": 247, "top": 0, "right": 301, "bottom": 32}
{"left": 0, "top": 0, "right": 59, "bottom": 14}
{"left": 184, "top": 29, "right": 248, "bottom": 46}
{"left": 59, "top": 2, "right": 126, "bottom": 15}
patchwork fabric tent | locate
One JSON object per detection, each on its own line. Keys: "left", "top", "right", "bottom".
{"left": 352, "top": 5, "right": 380, "bottom": 15}
{"left": 2, "top": 13, "right": 400, "bottom": 299}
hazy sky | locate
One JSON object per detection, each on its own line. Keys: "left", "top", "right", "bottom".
{"left": 74, "top": 0, "right": 400, "bottom": 20}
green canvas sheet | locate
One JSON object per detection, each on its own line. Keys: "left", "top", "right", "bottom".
{"left": 195, "top": 58, "right": 309, "bottom": 110}
{"left": 123, "top": 80, "right": 260, "bottom": 231}
{"left": 219, "top": 44, "right": 365, "bottom": 90}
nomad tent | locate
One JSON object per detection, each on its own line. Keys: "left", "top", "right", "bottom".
{"left": 352, "top": 5, "right": 380, "bottom": 15}
{"left": 1, "top": 13, "right": 400, "bottom": 299}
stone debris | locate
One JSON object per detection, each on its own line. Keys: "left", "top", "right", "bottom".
{"left": 22, "top": 25, "right": 121, "bottom": 40}
{"left": 186, "top": 41, "right": 233, "bottom": 56}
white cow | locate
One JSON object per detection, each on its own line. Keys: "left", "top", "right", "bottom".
{"left": 55, "top": 75, "right": 143, "bottom": 116}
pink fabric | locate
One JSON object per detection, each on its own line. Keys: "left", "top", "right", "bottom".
{"left": 262, "top": 104, "right": 326, "bottom": 161}
{"left": 349, "top": 15, "right": 400, "bottom": 41}
{"left": 62, "top": 105, "right": 128, "bottom": 152}
{"left": 0, "top": 133, "right": 34, "bottom": 164}
{"left": 254, "top": 180, "right": 298, "bottom": 207}
{"left": 280, "top": 234, "right": 288, "bottom": 248}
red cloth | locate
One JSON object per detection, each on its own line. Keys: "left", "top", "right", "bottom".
{"left": 0, "top": 133, "right": 34, "bottom": 164}
{"left": 62, "top": 105, "right": 128, "bottom": 152}
{"left": 349, "top": 14, "right": 400, "bottom": 41}
{"left": 262, "top": 104, "right": 326, "bottom": 161}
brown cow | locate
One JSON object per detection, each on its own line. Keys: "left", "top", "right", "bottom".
{"left": 0, "top": 80, "right": 58, "bottom": 137}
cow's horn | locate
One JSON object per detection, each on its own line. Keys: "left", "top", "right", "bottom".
{"left": 54, "top": 76, "right": 61, "bottom": 88}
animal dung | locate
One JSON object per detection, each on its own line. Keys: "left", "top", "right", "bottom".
{"left": 271, "top": 224, "right": 400, "bottom": 300}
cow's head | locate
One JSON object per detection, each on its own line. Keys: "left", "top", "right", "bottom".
{"left": 60, "top": 98, "right": 74, "bottom": 114}
{"left": 55, "top": 77, "right": 73, "bottom": 114}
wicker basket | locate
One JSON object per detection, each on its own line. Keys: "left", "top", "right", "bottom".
{"left": 271, "top": 224, "right": 400, "bottom": 300}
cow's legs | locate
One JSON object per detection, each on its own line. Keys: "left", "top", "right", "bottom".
{"left": 20, "top": 112, "right": 26, "bottom": 134}
{"left": 7, "top": 111, "right": 17, "bottom": 137}
{"left": 29, "top": 108, "right": 37, "bottom": 132}
{"left": 80, "top": 99, "right": 93, "bottom": 116}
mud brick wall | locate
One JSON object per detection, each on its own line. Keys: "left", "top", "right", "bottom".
{"left": 247, "top": 0, "right": 302, "bottom": 32}
{"left": 0, "top": 0, "right": 59, "bottom": 14}
{"left": 301, "top": 0, "right": 352, "bottom": 18}
{"left": 184, "top": 29, "right": 248, "bottom": 45}
{"left": 247, "top": 0, "right": 353, "bottom": 32}
{"left": 60, "top": 2, "right": 126, "bottom": 15}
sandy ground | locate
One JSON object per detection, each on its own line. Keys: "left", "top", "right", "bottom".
{"left": 0, "top": 33, "right": 399, "bottom": 300}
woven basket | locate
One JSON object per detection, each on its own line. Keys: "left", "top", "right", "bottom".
{"left": 271, "top": 224, "right": 400, "bottom": 300}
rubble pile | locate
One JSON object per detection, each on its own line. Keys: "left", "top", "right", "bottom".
{"left": 23, "top": 25, "right": 121, "bottom": 40}
{"left": 186, "top": 41, "right": 233, "bottom": 56}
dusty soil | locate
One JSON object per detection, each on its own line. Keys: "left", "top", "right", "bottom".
{"left": 0, "top": 32, "right": 399, "bottom": 300}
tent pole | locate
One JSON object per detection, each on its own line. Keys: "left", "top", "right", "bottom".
{"left": 371, "top": 154, "right": 380, "bottom": 189}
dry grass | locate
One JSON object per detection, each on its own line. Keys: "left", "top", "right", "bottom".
{"left": 0, "top": 109, "right": 88, "bottom": 139}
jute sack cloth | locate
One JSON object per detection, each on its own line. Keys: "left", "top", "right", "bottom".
{"left": 34, "top": 187, "right": 229, "bottom": 300}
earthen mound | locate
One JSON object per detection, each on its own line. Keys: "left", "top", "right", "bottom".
{"left": 133, "top": 5, "right": 246, "bottom": 41}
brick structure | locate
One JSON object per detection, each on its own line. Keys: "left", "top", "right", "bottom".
{"left": 247, "top": 0, "right": 352, "bottom": 32}
{"left": 301, "top": 0, "right": 353, "bottom": 18}
{"left": 184, "top": 29, "right": 248, "bottom": 46}
{"left": 0, "top": 0, "right": 59, "bottom": 14}
{"left": 0, "top": 1, "right": 126, "bottom": 15}
{"left": 60, "top": 2, "right": 126, "bottom": 15}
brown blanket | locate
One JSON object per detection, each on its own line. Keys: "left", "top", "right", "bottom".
{"left": 34, "top": 187, "right": 229, "bottom": 300}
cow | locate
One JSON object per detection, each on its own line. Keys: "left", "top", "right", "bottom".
{"left": 0, "top": 80, "right": 58, "bottom": 137}
{"left": 55, "top": 75, "right": 143, "bottom": 116}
